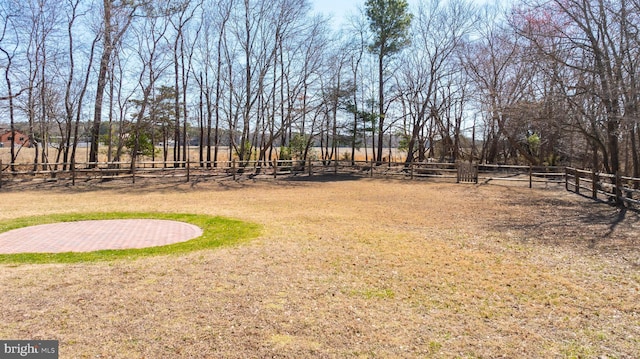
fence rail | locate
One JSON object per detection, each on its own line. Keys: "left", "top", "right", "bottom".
{"left": 0, "top": 159, "right": 563, "bottom": 186}
{"left": 477, "top": 164, "right": 565, "bottom": 187}
{"left": 0, "top": 159, "right": 637, "bottom": 207}
{"left": 565, "top": 167, "right": 640, "bottom": 206}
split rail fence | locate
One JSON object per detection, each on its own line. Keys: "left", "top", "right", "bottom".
{"left": 0, "top": 159, "right": 563, "bottom": 186}
{"left": 565, "top": 167, "right": 640, "bottom": 207}
{"left": 0, "top": 158, "right": 637, "bottom": 207}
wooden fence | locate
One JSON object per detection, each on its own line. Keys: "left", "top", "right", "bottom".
{"left": 0, "top": 158, "right": 565, "bottom": 186}
{"left": 1, "top": 159, "right": 637, "bottom": 207}
{"left": 565, "top": 167, "right": 640, "bottom": 206}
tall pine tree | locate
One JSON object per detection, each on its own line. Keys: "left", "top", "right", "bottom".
{"left": 365, "top": 0, "right": 412, "bottom": 163}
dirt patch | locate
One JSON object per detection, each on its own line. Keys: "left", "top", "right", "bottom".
{"left": 0, "top": 177, "right": 638, "bottom": 358}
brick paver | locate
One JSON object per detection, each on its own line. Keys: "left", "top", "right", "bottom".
{"left": 0, "top": 219, "right": 203, "bottom": 254}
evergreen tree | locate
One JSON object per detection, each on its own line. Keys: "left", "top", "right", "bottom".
{"left": 365, "top": 0, "right": 412, "bottom": 163}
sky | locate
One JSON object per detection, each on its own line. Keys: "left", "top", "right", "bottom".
{"left": 309, "top": 0, "right": 368, "bottom": 28}
{"left": 309, "top": 0, "right": 425, "bottom": 29}
{"left": 310, "top": 0, "right": 496, "bottom": 29}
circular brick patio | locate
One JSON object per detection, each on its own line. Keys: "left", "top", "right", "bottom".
{"left": 0, "top": 219, "right": 203, "bottom": 254}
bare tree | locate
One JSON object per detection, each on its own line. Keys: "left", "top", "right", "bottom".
{"left": 396, "top": 0, "right": 475, "bottom": 164}
{"left": 0, "top": 6, "right": 20, "bottom": 170}
{"left": 128, "top": 2, "right": 172, "bottom": 175}
{"left": 88, "top": 0, "right": 137, "bottom": 165}
{"left": 193, "top": 0, "right": 233, "bottom": 167}
{"left": 464, "top": 4, "right": 546, "bottom": 165}
{"left": 15, "top": 0, "right": 58, "bottom": 169}
{"left": 506, "top": 0, "right": 640, "bottom": 202}
{"left": 339, "top": 11, "right": 370, "bottom": 165}
{"left": 60, "top": 0, "right": 98, "bottom": 170}
{"left": 166, "top": 0, "right": 201, "bottom": 167}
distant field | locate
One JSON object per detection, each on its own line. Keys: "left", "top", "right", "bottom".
{"left": 0, "top": 178, "right": 638, "bottom": 357}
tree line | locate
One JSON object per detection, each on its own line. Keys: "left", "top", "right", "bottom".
{"left": 0, "top": 0, "right": 639, "bottom": 177}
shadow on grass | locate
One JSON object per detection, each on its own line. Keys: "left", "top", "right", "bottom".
{"left": 490, "top": 189, "right": 640, "bottom": 253}
{"left": 0, "top": 172, "right": 370, "bottom": 194}
{"left": 282, "top": 173, "right": 365, "bottom": 183}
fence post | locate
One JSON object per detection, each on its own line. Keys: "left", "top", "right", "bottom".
{"left": 308, "top": 158, "right": 312, "bottom": 177}
{"left": 232, "top": 159, "right": 236, "bottom": 181}
{"left": 273, "top": 160, "right": 277, "bottom": 179}
{"left": 71, "top": 159, "right": 76, "bottom": 186}
{"left": 456, "top": 163, "right": 460, "bottom": 183}
{"left": 615, "top": 171, "right": 623, "bottom": 206}
{"left": 529, "top": 165, "right": 533, "bottom": 188}
{"left": 474, "top": 163, "right": 478, "bottom": 184}
{"left": 334, "top": 158, "right": 338, "bottom": 175}
{"left": 591, "top": 170, "right": 598, "bottom": 199}
{"left": 410, "top": 161, "right": 414, "bottom": 180}
{"left": 186, "top": 156, "right": 191, "bottom": 183}
{"left": 132, "top": 158, "right": 136, "bottom": 184}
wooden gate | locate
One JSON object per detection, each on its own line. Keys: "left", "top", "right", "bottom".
{"left": 457, "top": 163, "right": 478, "bottom": 183}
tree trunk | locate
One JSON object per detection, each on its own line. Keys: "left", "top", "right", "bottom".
{"left": 0, "top": 47, "right": 16, "bottom": 171}
{"left": 376, "top": 52, "right": 384, "bottom": 164}
{"left": 89, "top": 0, "right": 114, "bottom": 165}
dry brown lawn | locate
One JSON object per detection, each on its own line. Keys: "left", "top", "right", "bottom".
{"left": 0, "top": 176, "right": 639, "bottom": 358}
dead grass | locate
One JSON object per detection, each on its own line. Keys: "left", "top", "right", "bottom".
{"left": 0, "top": 176, "right": 638, "bottom": 358}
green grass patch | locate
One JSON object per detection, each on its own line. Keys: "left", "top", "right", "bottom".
{"left": 0, "top": 212, "right": 261, "bottom": 265}
{"left": 349, "top": 288, "right": 396, "bottom": 300}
